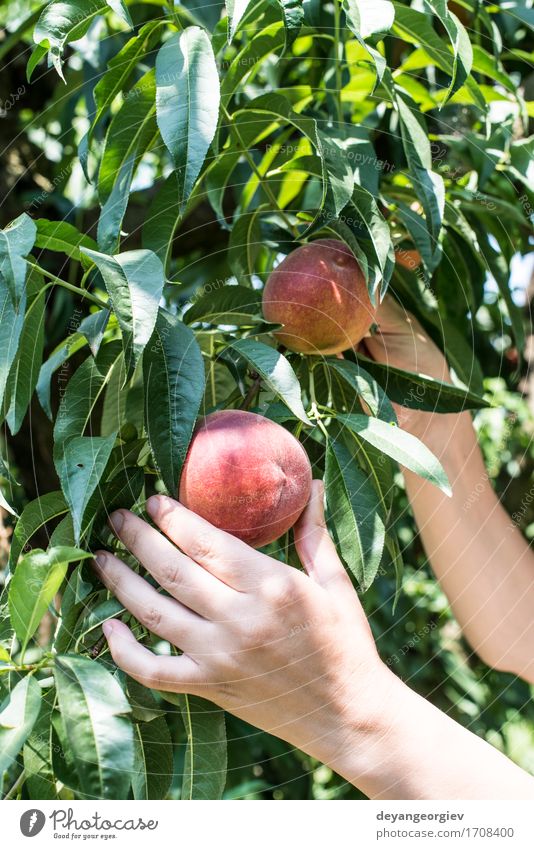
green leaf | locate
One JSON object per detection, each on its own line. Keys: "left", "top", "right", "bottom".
{"left": 34, "top": 219, "right": 97, "bottom": 261}
{"left": 98, "top": 69, "right": 158, "bottom": 205}
{"left": 384, "top": 72, "right": 445, "bottom": 246}
{"left": 229, "top": 338, "right": 311, "bottom": 425}
{"left": 341, "top": 185, "right": 395, "bottom": 299}
{"left": 81, "top": 249, "right": 165, "bottom": 377}
{"left": 343, "top": 1, "right": 393, "bottom": 87}
{"left": 143, "top": 309, "right": 205, "bottom": 495}
{"left": 221, "top": 23, "right": 285, "bottom": 109}
{"left": 8, "top": 491, "right": 68, "bottom": 573}
{"left": 338, "top": 413, "right": 451, "bottom": 494}
{"left": 344, "top": 0, "right": 394, "bottom": 38}
{"left": 23, "top": 690, "right": 56, "bottom": 799}
{"left": 0, "top": 282, "right": 27, "bottom": 418}
{"left": 233, "top": 92, "right": 344, "bottom": 232}
{"left": 472, "top": 227, "right": 525, "bottom": 354}
{"left": 9, "top": 546, "right": 90, "bottom": 654}
{"left": 27, "top": 43, "right": 48, "bottom": 82}
{"left": 33, "top": 0, "right": 108, "bottom": 79}
{"left": 181, "top": 695, "right": 227, "bottom": 800}
{"left": 509, "top": 137, "right": 534, "bottom": 191}
{"left": 91, "top": 21, "right": 164, "bottom": 140}
{"left": 325, "top": 440, "right": 385, "bottom": 590}
{"left": 79, "top": 309, "right": 111, "bottom": 357}
{"left": 0, "top": 213, "right": 36, "bottom": 306}
{"left": 0, "top": 452, "right": 18, "bottom": 487}
{"left": 156, "top": 27, "right": 220, "bottom": 214}
{"left": 53, "top": 341, "right": 121, "bottom": 450}
{"left": 56, "top": 434, "right": 117, "bottom": 544}
{"left": 36, "top": 333, "right": 89, "bottom": 420}
{"left": 96, "top": 151, "right": 137, "bottom": 255}
{"left": 142, "top": 173, "right": 182, "bottom": 269}
{"left": 327, "top": 359, "right": 397, "bottom": 423}
{"left": 54, "top": 655, "right": 134, "bottom": 799}
{"left": 392, "top": 4, "right": 485, "bottom": 110}
{"left": 277, "top": 0, "right": 304, "bottom": 50}
{"left": 185, "top": 285, "right": 262, "bottom": 326}
{"left": 72, "top": 598, "right": 125, "bottom": 649}
{"left": 0, "top": 675, "right": 41, "bottom": 777}
{"left": 226, "top": 0, "right": 255, "bottom": 41}
{"left": 423, "top": 1, "right": 473, "bottom": 103}
{"left": 132, "top": 716, "right": 173, "bottom": 800}
{"left": 228, "top": 207, "right": 265, "bottom": 284}
{"left": 5, "top": 287, "right": 45, "bottom": 435}
{"left": 353, "top": 353, "right": 488, "bottom": 413}
{"left": 393, "top": 198, "right": 441, "bottom": 276}
{"left": 105, "top": 0, "right": 133, "bottom": 28}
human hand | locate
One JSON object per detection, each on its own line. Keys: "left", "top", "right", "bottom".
{"left": 92, "top": 482, "right": 394, "bottom": 776}
{"left": 363, "top": 297, "right": 455, "bottom": 441}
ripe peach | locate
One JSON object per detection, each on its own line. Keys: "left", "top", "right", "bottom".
{"left": 262, "top": 238, "right": 375, "bottom": 355}
{"left": 179, "top": 410, "right": 312, "bottom": 548}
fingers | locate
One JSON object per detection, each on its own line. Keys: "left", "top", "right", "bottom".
{"left": 145, "top": 495, "right": 266, "bottom": 591}
{"left": 102, "top": 619, "right": 205, "bottom": 694}
{"left": 294, "top": 480, "right": 354, "bottom": 599}
{"left": 107, "top": 509, "right": 237, "bottom": 618}
{"left": 93, "top": 550, "right": 212, "bottom": 652}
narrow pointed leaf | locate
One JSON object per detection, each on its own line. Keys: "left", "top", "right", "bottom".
{"left": 181, "top": 695, "right": 227, "bottom": 800}
{"left": 81, "top": 248, "right": 164, "bottom": 377}
{"left": 132, "top": 716, "right": 173, "bottom": 800}
{"left": 8, "top": 491, "right": 68, "bottom": 573}
{"left": 338, "top": 413, "right": 451, "bottom": 494}
{"left": 0, "top": 213, "right": 36, "bottom": 305}
{"left": 229, "top": 339, "right": 311, "bottom": 425}
{"left": 325, "top": 440, "right": 385, "bottom": 590}
{"left": 156, "top": 27, "right": 220, "bottom": 213}
{"left": 9, "top": 546, "right": 91, "bottom": 653}
{"left": 56, "top": 434, "right": 117, "bottom": 543}
{"left": 0, "top": 675, "right": 41, "bottom": 777}
{"left": 54, "top": 655, "right": 134, "bottom": 799}
{"left": 35, "top": 219, "right": 97, "bottom": 261}
{"left": 143, "top": 309, "right": 205, "bottom": 495}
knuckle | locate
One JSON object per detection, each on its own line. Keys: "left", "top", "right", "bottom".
{"left": 143, "top": 606, "right": 163, "bottom": 632}
{"left": 262, "top": 575, "right": 297, "bottom": 609}
{"left": 160, "top": 559, "right": 182, "bottom": 589}
{"left": 189, "top": 530, "right": 215, "bottom": 563}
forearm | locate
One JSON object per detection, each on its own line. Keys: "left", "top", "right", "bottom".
{"left": 324, "top": 669, "right": 534, "bottom": 799}
{"left": 404, "top": 411, "right": 534, "bottom": 680}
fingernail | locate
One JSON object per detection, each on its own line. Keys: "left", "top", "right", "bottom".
{"left": 102, "top": 620, "right": 114, "bottom": 638}
{"left": 146, "top": 495, "right": 161, "bottom": 518}
{"left": 109, "top": 510, "right": 124, "bottom": 534}
{"left": 93, "top": 551, "right": 108, "bottom": 571}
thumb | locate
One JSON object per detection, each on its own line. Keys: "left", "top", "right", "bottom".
{"left": 294, "top": 480, "right": 353, "bottom": 597}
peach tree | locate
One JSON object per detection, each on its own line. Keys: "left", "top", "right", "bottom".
{"left": 0, "top": 0, "right": 533, "bottom": 800}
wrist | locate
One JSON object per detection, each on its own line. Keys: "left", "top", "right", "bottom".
{"left": 295, "top": 661, "right": 403, "bottom": 792}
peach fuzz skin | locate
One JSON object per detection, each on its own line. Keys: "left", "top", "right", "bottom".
{"left": 178, "top": 409, "right": 312, "bottom": 548}
{"left": 262, "top": 238, "right": 376, "bottom": 355}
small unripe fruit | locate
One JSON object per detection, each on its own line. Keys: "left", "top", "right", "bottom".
{"left": 262, "top": 238, "right": 375, "bottom": 355}
{"left": 179, "top": 410, "right": 312, "bottom": 548}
